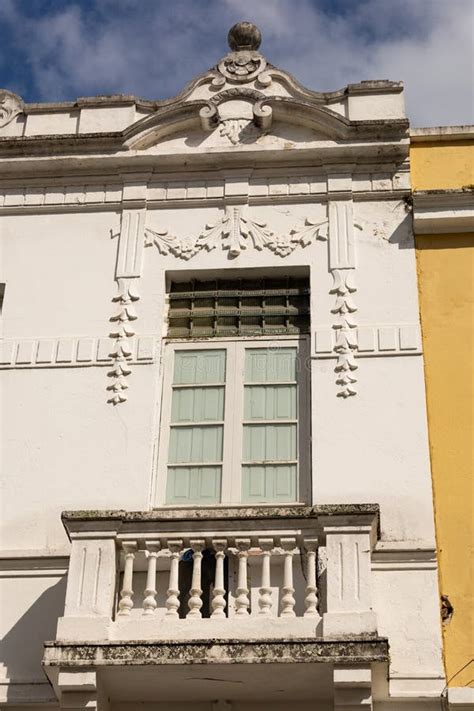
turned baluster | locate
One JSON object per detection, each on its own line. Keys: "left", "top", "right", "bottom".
{"left": 234, "top": 538, "right": 250, "bottom": 616}
{"left": 280, "top": 538, "right": 297, "bottom": 617}
{"left": 187, "top": 539, "right": 205, "bottom": 618}
{"left": 165, "top": 539, "right": 183, "bottom": 618}
{"left": 143, "top": 542, "right": 160, "bottom": 616}
{"left": 118, "top": 542, "right": 137, "bottom": 616}
{"left": 211, "top": 539, "right": 227, "bottom": 618}
{"left": 304, "top": 539, "right": 319, "bottom": 617}
{"left": 258, "top": 538, "right": 274, "bottom": 616}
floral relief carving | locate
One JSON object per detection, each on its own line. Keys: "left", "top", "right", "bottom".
{"left": 289, "top": 218, "right": 329, "bottom": 250}
{"left": 330, "top": 269, "right": 358, "bottom": 398}
{"left": 145, "top": 210, "right": 328, "bottom": 260}
{"left": 219, "top": 50, "right": 266, "bottom": 81}
{"left": 144, "top": 227, "right": 198, "bottom": 260}
{"left": 107, "top": 279, "right": 139, "bottom": 404}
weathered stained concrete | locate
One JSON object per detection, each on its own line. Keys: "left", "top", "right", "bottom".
{"left": 43, "top": 637, "right": 388, "bottom": 667}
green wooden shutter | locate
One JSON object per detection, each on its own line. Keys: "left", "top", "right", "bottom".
{"left": 166, "top": 350, "right": 226, "bottom": 505}
{"left": 242, "top": 348, "right": 298, "bottom": 503}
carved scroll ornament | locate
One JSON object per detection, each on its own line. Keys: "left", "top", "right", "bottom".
{"left": 0, "top": 89, "right": 24, "bottom": 129}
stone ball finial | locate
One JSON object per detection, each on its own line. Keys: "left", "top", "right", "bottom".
{"left": 227, "top": 22, "right": 262, "bottom": 52}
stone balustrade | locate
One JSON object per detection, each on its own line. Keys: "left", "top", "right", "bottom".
{"left": 115, "top": 535, "right": 319, "bottom": 621}
{"left": 56, "top": 506, "right": 378, "bottom": 643}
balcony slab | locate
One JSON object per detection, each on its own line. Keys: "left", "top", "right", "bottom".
{"left": 44, "top": 636, "right": 388, "bottom": 667}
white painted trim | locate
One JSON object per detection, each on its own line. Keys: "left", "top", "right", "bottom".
{"left": 410, "top": 125, "right": 474, "bottom": 141}
{"left": 413, "top": 191, "right": 474, "bottom": 234}
{"left": 0, "top": 171, "right": 410, "bottom": 211}
{"left": 0, "top": 553, "right": 69, "bottom": 577}
{"left": 388, "top": 673, "right": 446, "bottom": 698}
{"left": 447, "top": 687, "right": 474, "bottom": 707}
{"left": 0, "top": 335, "right": 155, "bottom": 368}
{"left": 314, "top": 324, "right": 422, "bottom": 356}
{"left": 372, "top": 545, "right": 437, "bottom": 571}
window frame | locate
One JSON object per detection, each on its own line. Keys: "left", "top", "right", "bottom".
{"left": 155, "top": 335, "right": 310, "bottom": 507}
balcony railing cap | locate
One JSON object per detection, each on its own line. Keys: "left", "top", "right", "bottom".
{"left": 61, "top": 504, "right": 380, "bottom": 543}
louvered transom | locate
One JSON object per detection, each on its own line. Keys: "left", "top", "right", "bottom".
{"left": 167, "top": 277, "right": 310, "bottom": 338}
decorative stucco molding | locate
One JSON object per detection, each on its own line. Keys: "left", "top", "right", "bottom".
{"left": 108, "top": 206, "right": 147, "bottom": 404}
{"left": 145, "top": 207, "right": 328, "bottom": 260}
{"left": 314, "top": 324, "right": 422, "bottom": 357}
{"left": 330, "top": 269, "right": 358, "bottom": 397}
{"left": 326, "top": 199, "right": 362, "bottom": 397}
{"left": 219, "top": 119, "right": 263, "bottom": 145}
{"left": 0, "top": 325, "right": 419, "bottom": 369}
{"left": 115, "top": 209, "right": 147, "bottom": 278}
{"left": 0, "top": 89, "right": 24, "bottom": 129}
{"left": 216, "top": 22, "right": 267, "bottom": 84}
{"left": 0, "top": 171, "right": 410, "bottom": 211}
{"left": 107, "top": 280, "right": 139, "bottom": 404}
{"left": 0, "top": 336, "right": 155, "bottom": 368}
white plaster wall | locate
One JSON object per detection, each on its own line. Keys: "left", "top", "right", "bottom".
{"left": 1, "top": 211, "right": 120, "bottom": 339}
{"left": 311, "top": 355, "right": 434, "bottom": 544}
{"left": 0, "top": 573, "right": 66, "bottom": 703}
{"left": 0, "top": 365, "right": 156, "bottom": 551}
{"left": 78, "top": 106, "right": 138, "bottom": 133}
{"left": 24, "top": 112, "right": 79, "bottom": 136}
{"left": 347, "top": 91, "right": 406, "bottom": 120}
{"left": 0, "top": 197, "right": 433, "bottom": 548}
{"left": 373, "top": 567, "right": 445, "bottom": 695}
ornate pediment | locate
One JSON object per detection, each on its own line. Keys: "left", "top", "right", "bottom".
{"left": 123, "top": 22, "right": 370, "bottom": 151}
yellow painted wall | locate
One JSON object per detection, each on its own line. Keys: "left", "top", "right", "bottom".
{"left": 412, "top": 140, "right": 474, "bottom": 688}
{"left": 411, "top": 142, "right": 474, "bottom": 190}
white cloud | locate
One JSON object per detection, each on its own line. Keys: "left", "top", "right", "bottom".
{"left": 1, "top": 0, "right": 473, "bottom": 126}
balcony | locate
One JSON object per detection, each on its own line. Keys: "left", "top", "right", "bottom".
{"left": 43, "top": 506, "right": 388, "bottom": 709}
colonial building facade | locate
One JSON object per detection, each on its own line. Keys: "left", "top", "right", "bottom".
{"left": 1, "top": 22, "right": 446, "bottom": 711}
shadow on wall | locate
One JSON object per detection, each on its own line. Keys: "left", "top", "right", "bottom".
{"left": 0, "top": 575, "right": 66, "bottom": 703}
{"left": 388, "top": 211, "right": 412, "bottom": 249}
{"left": 416, "top": 233, "right": 474, "bottom": 251}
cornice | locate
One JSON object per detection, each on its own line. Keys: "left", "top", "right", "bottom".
{"left": 410, "top": 125, "right": 474, "bottom": 143}
{"left": 0, "top": 116, "right": 408, "bottom": 161}
{"left": 413, "top": 189, "right": 474, "bottom": 233}
{"left": 0, "top": 142, "right": 409, "bottom": 180}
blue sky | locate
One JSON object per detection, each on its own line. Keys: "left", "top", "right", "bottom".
{"left": 0, "top": 0, "right": 473, "bottom": 127}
